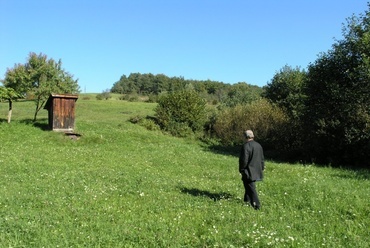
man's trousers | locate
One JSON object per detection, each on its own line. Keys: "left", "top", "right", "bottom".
{"left": 242, "top": 179, "right": 261, "bottom": 209}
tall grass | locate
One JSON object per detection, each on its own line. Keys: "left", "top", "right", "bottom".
{"left": 0, "top": 97, "right": 369, "bottom": 247}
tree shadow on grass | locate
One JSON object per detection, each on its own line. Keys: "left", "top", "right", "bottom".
{"left": 202, "top": 144, "right": 240, "bottom": 157}
{"left": 204, "top": 143, "right": 370, "bottom": 169}
{"left": 19, "top": 118, "right": 50, "bottom": 131}
{"left": 204, "top": 143, "right": 308, "bottom": 164}
{"left": 331, "top": 169, "right": 370, "bottom": 180}
{"left": 179, "top": 187, "right": 234, "bottom": 202}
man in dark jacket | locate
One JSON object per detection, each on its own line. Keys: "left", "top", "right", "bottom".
{"left": 239, "top": 130, "right": 265, "bottom": 210}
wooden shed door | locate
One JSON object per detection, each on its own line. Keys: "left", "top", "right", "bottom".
{"left": 53, "top": 98, "right": 75, "bottom": 130}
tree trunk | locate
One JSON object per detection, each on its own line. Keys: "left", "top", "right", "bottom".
{"left": 33, "top": 98, "right": 46, "bottom": 122}
{"left": 7, "top": 99, "right": 12, "bottom": 123}
{"left": 33, "top": 107, "right": 38, "bottom": 122}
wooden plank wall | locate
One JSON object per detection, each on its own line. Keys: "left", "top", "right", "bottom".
{"left": 52, "top": 97, "right": 76, "bottom": 130}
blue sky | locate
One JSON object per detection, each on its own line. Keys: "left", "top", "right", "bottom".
{"left": 0, "top": 0, "right": 368, "bottom": 93}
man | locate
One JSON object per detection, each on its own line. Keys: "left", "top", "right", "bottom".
{"left": 239, "top": 130, "right": 265, "bottom": 210}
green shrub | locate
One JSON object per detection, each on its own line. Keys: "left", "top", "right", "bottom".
{"left": 96, "top": 91, "right": 111, "bottom": 100}
{"left": 128, "top": 93, "right": 139, "bottom": 102}
{"left": 155, "top": 90, "right": 207, "bottom": 137}
{"left": 118, "top": 93, "right": 139, "bottom": 101}
{"left": 129, "top": 115, "right": 160, "bottom": 131}
{"left": 128, "top": 115, "right": 143, "bottom": 124}
{"left": 166, "top": 121, "right": 194, "bottom": 137}
{"left": 147, "top": 93, "right": 158, "bottom": 103}
{"left": 139, "top": 118, "right": 160, "bottom": 131}
{"left": 213, "top": 99, "right": 289, "bottom": 148}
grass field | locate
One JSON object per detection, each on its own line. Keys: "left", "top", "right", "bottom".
{"left": 0, "top": 96, "right": 369, "bottom": 247}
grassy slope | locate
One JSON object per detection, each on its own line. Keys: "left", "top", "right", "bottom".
{"left": 0, "top": 97, "right": 369, "bottom": 247}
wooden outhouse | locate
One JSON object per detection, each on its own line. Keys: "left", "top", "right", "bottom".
{"left": 44, "top": 94, "right": 78, "bottom": 132}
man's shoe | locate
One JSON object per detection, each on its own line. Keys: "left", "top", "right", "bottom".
{"left": 252, "top": 202, "right": 260, "bottom": 210}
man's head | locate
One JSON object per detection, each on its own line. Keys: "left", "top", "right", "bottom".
{"left": 244, "top": 130, "right": 254, "bottom": 140}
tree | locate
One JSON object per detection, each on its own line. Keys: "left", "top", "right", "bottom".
{"left": 262, "top": 65, "right": 307, "bottom": 153}
{"left": 2, "top": 52, "right": 80, "bottom": 121}
{"left": 0, "top": 87, "right": 21, "bottom": 123}
{"left": 153, "top": 74, "right": 170, "bottom": 94}
{"left": 155, "top": 90, "right": 207, "bottom": 137}
{"left": 0, "top": 64, "right": 28, "bottom": 123}
{"left": 263, "top": 65, "right": 306, "bottom": 120}
{"left": 111, "top": 74, "right": 129, "bottom": 94}
{"left": 1, "top": 63, "right": 30, "bottom": 97}
{"left": 303, "top": 6, "right": 370, "bottom": 166}
{"left": 222, "top": 82, "right": 262, "bottom": 107}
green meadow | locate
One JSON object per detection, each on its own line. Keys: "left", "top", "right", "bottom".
{"left": 0, "top": 96, "right": 369, "bottom": 247}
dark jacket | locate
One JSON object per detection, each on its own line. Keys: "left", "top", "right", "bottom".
{"left": 239, "top": 140, "right": 265, "bottom": 181}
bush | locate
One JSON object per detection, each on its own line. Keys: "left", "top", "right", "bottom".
{"left": 165, "top": 121, "right": 194, "bottom": 137}
{"left": 118, "top": 93, "right": 140, "bottom": 102}
{"left": 96, "top": 91, "right": 111, "bottom": 100}
{"left": 147, "top": 93, "right": 158, "bottom": 103}
{"left": 213, "top": 99, "right": 289, "bottom": 149}
{"left": 128, "top": 115, "right": 143, "bottom": 124}
{"left": 139, "top": 118, "right": 160, "bottom": 131}
{"left": 155, "top": 90, "right": 207, "bottom": 137}
{"left": 129, "top": 115, "right": 161, "bottom": 131}
{"left": 128, "top": 94, "right": 139, "bottom": 102}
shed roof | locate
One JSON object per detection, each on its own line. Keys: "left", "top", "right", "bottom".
{"left": 44, "top": 93, "right": 78, "bottom": 110}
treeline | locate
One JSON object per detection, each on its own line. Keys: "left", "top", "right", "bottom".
{"left": 111, "top": 73, "right": 263, "bottom": 107}
{"left": 112, "top": 5, "right": 370, "bottom": 168}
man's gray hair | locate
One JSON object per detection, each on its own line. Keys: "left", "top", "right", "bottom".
{"left": 244, "top": 130, "right": 254, "bottom": 139}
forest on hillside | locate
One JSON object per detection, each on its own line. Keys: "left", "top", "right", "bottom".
{"left": 110, "top": 73, "right": 263, "bottom": 107}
